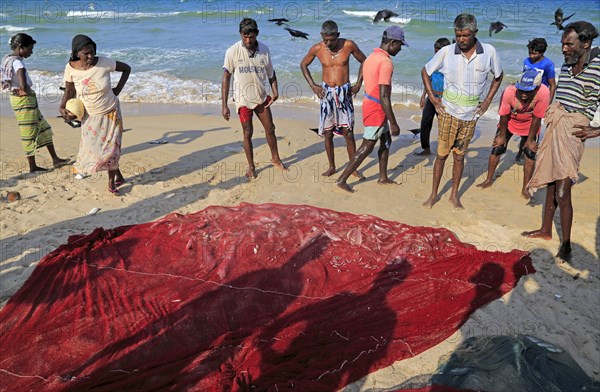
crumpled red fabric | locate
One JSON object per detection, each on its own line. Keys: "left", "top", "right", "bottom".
{"left": 0, "top": 203, "right": 533, "bottom": 391}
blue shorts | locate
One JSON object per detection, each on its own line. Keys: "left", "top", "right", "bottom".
{"left": 363, "top": 123, "right": 389, "bottom": 141}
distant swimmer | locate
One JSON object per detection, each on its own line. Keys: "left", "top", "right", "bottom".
{"left": 268, "top": 18, "right": 289, "bottom": 26}
{"left": 284, "top": 26, "right": 309, "bottom": 39}
{"left": 489, "top": 21, "right": 507, "bottom": 36}
{"left": 373, "top": 9, "right": 399, "bottom": 23}
{"left": 551, "top": 8, "right": 575, "bottom": 31}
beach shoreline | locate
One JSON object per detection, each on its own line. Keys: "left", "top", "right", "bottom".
{"left": 1, "top": 99, "right": 598, "bottom": 387}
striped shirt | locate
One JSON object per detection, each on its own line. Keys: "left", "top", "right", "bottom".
{"left": 425, "top": 40, "right": 502, "bottom": 120}
{"left": 555, "top": 49, "right": 600, "bottom": 121}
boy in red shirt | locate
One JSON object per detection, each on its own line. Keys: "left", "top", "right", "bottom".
{"left": 477, "top": 70, "right": 550, "bottom": 199}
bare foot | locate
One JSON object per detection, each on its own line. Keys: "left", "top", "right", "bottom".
{"left": 29, "top": 166, "right": 48, "bottom": 173}
{"left": 336, "top": 180, "right": 355, "bottom": 193}
{"left": 422, "top": 195, "right": 437, "bottom": 208}
{"left": 53, "top": 158, "right": 71, "bottom": 168}
{"left": 272, "top": 159, "right": 288, "bottom": 171}
{"left": 556, "top": 243, "right": 572, "bottom": 262}
{"left": 322, "top": 166, "right": 336, "bottom": 177}
{"left": 352, "top": 171, "right": 365, "bottom": 181}
{"left": 414, "top": 149, "right": 431, "bottom": 156}
{"left": 448, "top": 195, "right": 464, "bottom": 209}
{"left": 377, "top": 178, "right": 398, "bottom": 186}
{"left": 476, "top": 179, "right": 493, "bottom": 189}
{"left": 521, "top": 229, "right": 552, "bottom": 240}
{"left": 245, "top": 167, "right": 257, "bottom": 180}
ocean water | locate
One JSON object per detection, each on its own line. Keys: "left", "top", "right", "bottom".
{"left": 1, "top": 0, "right": 599, "bottom": 114}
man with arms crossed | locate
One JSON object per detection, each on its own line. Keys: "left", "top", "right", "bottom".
{"left": 523, "top": 21, "right": 600, "bottom": 261}
{"left": 422, "top": 13, "right": 503, "bottom": 209}
{"left": 301, "top": 20, "right": 367, "bottom": 178}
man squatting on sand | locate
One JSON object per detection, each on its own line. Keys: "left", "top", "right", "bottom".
{"left": 522, "top": 21, "right": 600, "bottom": 261}
{"left": 300, "top": 20, "right": 367, "bottom": 178}
{"left": 336, "top": 26, "right": 408, "bottom": 193}
{"left": 476, "top": 70, "right": 550, "bottom": 199}
{"left": 422, "top": 13, "right": 503, "bottom": 209}
{"left": 222, "top": 18, "right": 287, "bottom": 179}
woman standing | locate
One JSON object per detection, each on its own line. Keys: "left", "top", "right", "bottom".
{"left": 59, "top": 35, "right": 131, "bottom": 195}
{"left": 2, "top": 33, "right": 69, "bottom": 172}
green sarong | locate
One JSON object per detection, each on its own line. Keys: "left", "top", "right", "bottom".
{"left": 9, "top": 92, "right": 53, "bottom": 156}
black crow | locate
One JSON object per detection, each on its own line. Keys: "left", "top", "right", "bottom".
{"left": 284, "top": 27, "right": 309, "bottom": 39}
{"left": 373, "top": 9, "right": 399, "bottom": 23}
{"left": 551, "top": 8, "right": 575, "bottom": 31}
{"left": 268, "top": 18, "right": 289, "bottom": 26}
{"left": 489, "top": 21, "right": 507, "bottom": 36}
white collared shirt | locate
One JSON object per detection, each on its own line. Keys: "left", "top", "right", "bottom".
{"left": 425, "top": 40, "right": 502, "bottom": 120}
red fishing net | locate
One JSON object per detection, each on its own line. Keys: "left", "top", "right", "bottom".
{"left": 0, "top": 203, "right": 533, "bottom": 391}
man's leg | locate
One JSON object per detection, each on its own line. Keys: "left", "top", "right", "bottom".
{"left": 341, "top": 127, "right": 364, "bottom": 180}
{"left": 521, "top": 156, "right": 535, "bottom": 199}
{"left": 477, "top": 153, "right": 501, "bottom": 189}
{"left": 322, "top": 128, "right": 336, "bottom": 176}
{"left": 377, "top": 132, "right": 396, "bottom": 185}
{"left": 422, "top": 153, "right": 448, "bottom": 208}
{"left": 515, "top": 136, "right": 526, "bottom": 165}
{"left": 448, "top": 152, "right": 465, "bottom": 209}
{"left": 416, "top": 99, "right": 436, "bottom": 155}
{"left": 522, "top": 181, "right": 557, "bottom": 240}
{"left": 256, "top": 106, "right": 286, "bottom": 171}
{"left": 336, "top": 139, "right": 376, "bottom": 193}
{"left": 555, "top": 178, "right": 573, "bottom": 260}
{"left": 240, "top": 119, "right": 257, "bottom": 179}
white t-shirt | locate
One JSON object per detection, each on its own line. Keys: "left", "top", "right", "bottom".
{"left": 223, "top": 41, "right": 275, "bottom": 110}
{"left": 11, "top": 59, "right": 33, "bottom": 90}
{"left": 64, "top": 56, "right": 117, "bottom": 115}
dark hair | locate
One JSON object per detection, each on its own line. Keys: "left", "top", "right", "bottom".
{"left": 239, "top": 18, "right": 258, "bottom": 35}
{"left": 9, "top": 33, "right": 36, "bottom": 50}
{"left": 527, "top": 38, "right": 548, "bottom": 53}
{"left": 321, "top": 20, "right": 338, "bottom": 36}
{"left": 70, "top": 34, "right": 97, "bottom": 61}
{"left": 434, "top": 37, "right": 451, "bottom": 50}
{"left": 563, "top": 21, "right": 599, "bottom": 43}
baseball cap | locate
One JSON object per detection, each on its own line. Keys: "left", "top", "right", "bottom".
{"left": 383, "top": 26, "right": 409, "bottom": 47}
{"left": 515, "top": 70, "right": 542, "bottom": 91}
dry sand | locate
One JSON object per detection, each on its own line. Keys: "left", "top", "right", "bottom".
{"left": 1, "top": 101, "right": 598, "bottom": 388}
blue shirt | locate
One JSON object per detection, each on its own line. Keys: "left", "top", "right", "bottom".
{"left": 523, "top": 57, "right": 556, "bottom": 87}
{"left": 431, "top": 71, "right": 443, "bottom": 98}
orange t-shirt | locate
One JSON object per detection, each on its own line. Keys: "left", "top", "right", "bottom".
{"left": 362, "top": 48, "right": 393, "bottom": 127}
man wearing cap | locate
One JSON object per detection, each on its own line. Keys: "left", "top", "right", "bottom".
{"left": 422, "top": 13, "right": 503, "bottom": 209}
{"left": 522, "top": 21, "right": 600, "bottom": 261}
{"left": 477, "top": 70, "right": 550, "bottom": 199}
{"left": 336, "top": 26, "right": 407, "bottom": 193}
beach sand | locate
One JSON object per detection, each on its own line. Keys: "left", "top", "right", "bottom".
{"left": 1, "top": 102, "right": 598, "bottom": 388}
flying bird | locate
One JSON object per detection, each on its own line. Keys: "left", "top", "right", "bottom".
{"left": 551, "top": 8, "right": 575, "bottom": 31}
{"left": 489, "top": 21, "right": 507, "bottom": 36}
{"left": 284, "top": 27, "right": 309, "bottom": 40}
{"left": 373, "top": 9, "right": 399, "bottom": 23}
{"left": 268, "top": 18, "right": 289, "bottom": 26}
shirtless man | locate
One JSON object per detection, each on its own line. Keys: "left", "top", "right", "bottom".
{"left": 300, "top": 20, "right": 366, "bottom": 178}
